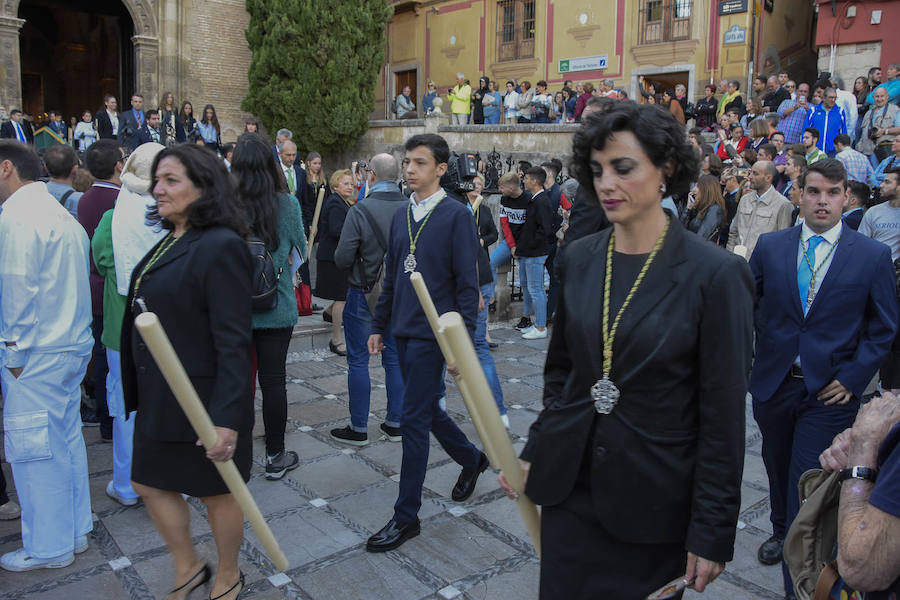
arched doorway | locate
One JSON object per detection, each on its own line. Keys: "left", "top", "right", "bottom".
{"left": 18, "top": 0, "right": 134, "bottom": 122}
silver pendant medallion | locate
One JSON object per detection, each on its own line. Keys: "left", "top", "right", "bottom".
{"left": 591, "top": 375, "right": 620, "bottom": 414}
{"left": 404, "top": 253, "right": 417, "bottom": 274}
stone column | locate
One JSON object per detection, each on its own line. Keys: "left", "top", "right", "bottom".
{"left": 0, "top": 16, "right": 25, "bottom": 112}
{"left": 157, "top": 0, "right": 180, "bottom": 100}
{"left": 132, "top": 34, "right": 159, "bottom": 106}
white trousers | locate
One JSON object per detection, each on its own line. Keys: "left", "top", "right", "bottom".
{"left": 1, "top": 351, "right": 92, "bottom": 558}
{"left": 105, "top": 348, "right": 138, "bottom": 500}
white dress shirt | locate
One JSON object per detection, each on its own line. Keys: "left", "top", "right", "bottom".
{"left": 0, "top": 182, "right": 93, "bottom": 368}
{"left": 409, "top": 188, "right": 447, "bottom": 222}
{"left": 108, "top": 110, "right": 119, "bottom": 135}
{"left": 794, "top": 220, "right": 843, "bottom": 364}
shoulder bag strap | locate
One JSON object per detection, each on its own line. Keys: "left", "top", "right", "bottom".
{"left": 813, "top": 561, "right": 841, "bottom": 600}
{"left": 59, "top": 189, "right": 75, "bottom": 207}
{"left": 357, "top": 204, "right": 388, "bottom": 252}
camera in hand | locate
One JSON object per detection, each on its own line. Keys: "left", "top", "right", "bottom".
{"left": 869, "top": 127, "right": 882, "bottom": 141}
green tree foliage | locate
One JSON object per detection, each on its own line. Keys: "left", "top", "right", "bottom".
{"left": 243, "top": 0, "right": 392, "bottom": 155}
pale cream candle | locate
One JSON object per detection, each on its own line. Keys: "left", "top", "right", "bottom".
{"left": 409, "top": 273, "right": 498, "bottom": 462}
{"left": 438, "top": 312, "right": 541, "bottom": 556}
{"left": 306, "top": 186, "right": 327, "bottom": 252}
{"left": 134, "top": 312, "right": 290, "bottom": 573}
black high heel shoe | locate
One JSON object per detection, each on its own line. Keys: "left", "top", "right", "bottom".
{"left": 167, "top": 564, "right": 211, "bottom": 599}
{"left": 209, "top": 571, "right": 244, "bottom": 600}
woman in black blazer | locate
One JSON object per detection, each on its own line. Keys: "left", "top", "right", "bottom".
{"left": 121, "top": 144, "right": 252, "bottom": 600}
{"left": 315, "top": 168, "right": 356, "bottom": 355}
{"left": 499, "top": 103, "right": 755, "bottom": 598}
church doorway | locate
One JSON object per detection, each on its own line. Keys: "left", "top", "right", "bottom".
{"left": 18, "top": 0, "right": 134, "bottom": 124}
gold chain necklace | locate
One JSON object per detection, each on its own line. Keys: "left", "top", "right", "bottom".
{"left": 801, "top": 234, "right": 840, "bottom": 311}
{"left": 591, "top": 216, "right": 670, "bottom": 414}
{"left": 404, "top": 192, "right": 446, "bottom": 274}
{"left": 132, "top": 233, "right": 179, "bottom": 298}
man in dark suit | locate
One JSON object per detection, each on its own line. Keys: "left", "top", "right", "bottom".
{"left": 277, "top": 140, "right": 308, "bottom": 229}
{"left": 117, "top": 93, "right": 145, "bottom": 151}
{"left": 94, "top": 95, "right": 119, "bottom": 140}
{"left": 842, "top": 180, "right": 868, "bottom": 231}
{"left": 136, "top": 110, "right": 167, "bottom": 146}
{"left": 749, "top": 159, "right": 898, "bottom": 597}
{"left": 47, "top": 110, "right": 68, "bottom": 142}
{"left": 0, "top": 110, "right": 34, "bottom": 144}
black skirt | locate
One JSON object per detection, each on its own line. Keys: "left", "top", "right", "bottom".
{"left": 540, "top": 476, "right": 687, "bottom": 599}
{"left": 131, "top": 418, "right": 252, "bottom": 497}
{"left": 315, "top": 259, "right": 349, "bottom": 301}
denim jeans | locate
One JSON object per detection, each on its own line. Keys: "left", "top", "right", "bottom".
{"left": 519, "top": 255, "right": 548, "bottom": 327}
{"left": 489, "top": 240, "right": 512, "bottom": 290}
{"left": 476, "top": 283, "right": 505, "bottom": 415}
{"left": 344, "top": 288, "right": 404, "bottom": 432}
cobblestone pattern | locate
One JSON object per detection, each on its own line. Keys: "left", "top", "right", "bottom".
{"left": 0, "top": 324, "right": 784, "bottom": 599}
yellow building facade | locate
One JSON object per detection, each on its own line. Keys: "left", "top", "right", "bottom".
{"left": 376, "top": 0, "right": 818, "bottom": 115}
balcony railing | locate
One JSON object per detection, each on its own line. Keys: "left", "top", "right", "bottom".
{"left": 638, "top": 0, "right": 692, "bottom": 45}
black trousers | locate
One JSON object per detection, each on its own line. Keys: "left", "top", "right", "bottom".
{"left": 541, "top": 476, "right": 686, "bottom": 599}
{"left": 0, "top": 467, "right": 8, "bottom": 505}
{"left": 253, "top": 326, "right": 293, "bottom": 456}
{"left": 545, "top": 243, "right": 559, "bottom": 320}
{"left": 90, "top": 314, "right": 113, "bottom": 437}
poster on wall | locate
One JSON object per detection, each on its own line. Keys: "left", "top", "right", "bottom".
{"left": 719, "top": 0, "right": 748, "bottom": 15}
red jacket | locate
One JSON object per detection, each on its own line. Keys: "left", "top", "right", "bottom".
{"left": 716, "top": 136, "right": 749, "bottom": 161}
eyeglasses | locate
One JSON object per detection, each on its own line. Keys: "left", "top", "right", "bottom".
{"left": 785, "top": 84, "right": 796, "bottom": 89}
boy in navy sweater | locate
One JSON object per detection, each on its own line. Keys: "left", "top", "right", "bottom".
{"left": 366, "top": 134, "right": 489, "bottom": 552}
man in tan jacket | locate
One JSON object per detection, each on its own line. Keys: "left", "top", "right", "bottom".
{"left": 726, "top": 160, "right": 794, "bottom": 256}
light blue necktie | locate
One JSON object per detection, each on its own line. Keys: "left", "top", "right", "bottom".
{"left": 13, "top": 122, "right": 25, "bottom": 143}
{"left": 798, "top": 235, "right": 824, "bottom": 315}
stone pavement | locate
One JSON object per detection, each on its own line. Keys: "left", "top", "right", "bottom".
{"left": 0, "top": 321, "right": 785, "bottom": 600}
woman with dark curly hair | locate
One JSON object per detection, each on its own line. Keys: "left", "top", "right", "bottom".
{"left": 121, "top": 144, "right": 252, "bottom": 600}
{"left": 498, "top": 102, "right": 755, "bottom": 598}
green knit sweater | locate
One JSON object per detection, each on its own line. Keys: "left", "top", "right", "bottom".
{"left": 251, "top": 193, "right": 306, "bottom": 330}
{"left": 92, "top": 209, "right": 126, "bottom": 351}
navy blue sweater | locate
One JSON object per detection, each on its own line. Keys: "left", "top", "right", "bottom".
{"left": 372, "top": 197, "right": 479, "bottom": 340}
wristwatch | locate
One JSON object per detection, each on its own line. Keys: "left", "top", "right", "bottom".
{"left": 837, "top": 466, "right": 878, "bottom": 484}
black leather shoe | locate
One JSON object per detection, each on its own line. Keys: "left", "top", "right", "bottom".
{"left": 451, "top": 452, "right": 489, "bottom": 502}
{"left": 757, "top": 534, "right": 784, "bottom": 565}
{"left": 366, "top": 519, "right": 420, "bottom": 552}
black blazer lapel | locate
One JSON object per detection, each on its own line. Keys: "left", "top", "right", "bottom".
{"left": 569, "top": 229, "right": 610, "bottom": 383}
{"left": 781, "top": 226, "right": 804, "bottom": 319}
{"left": 805, "top": 229, "right": 856, "bottom": 319}
{"left": 143, "top": 228, "right": 201, "bottom": 276}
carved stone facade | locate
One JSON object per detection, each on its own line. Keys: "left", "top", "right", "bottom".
{"left": 0, "top": 0, "right": 253, "bottom": 140}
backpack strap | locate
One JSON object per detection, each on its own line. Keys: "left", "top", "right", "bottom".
{"left": 59, "top": 189, "right": 75, "bottom": 207}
